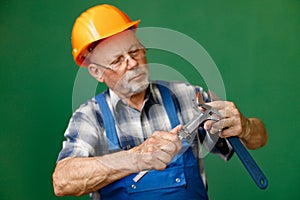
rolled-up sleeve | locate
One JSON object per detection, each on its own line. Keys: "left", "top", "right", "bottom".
{"left": 57, "top": 100, "right": 102, "bottom": 162}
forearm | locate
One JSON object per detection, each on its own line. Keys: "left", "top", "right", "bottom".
{"left": 240, "top": 118, "right": 268, "bottom": 150}
{"left": 53, "top": 127, "right": 182, "bottom": 196}
{"left": 52, "top": 151, "right": 138, "bottom": 196}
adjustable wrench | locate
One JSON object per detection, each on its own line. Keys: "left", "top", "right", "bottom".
{"left": 133, "top": 102, "right": 268, "bottom": 189}
{"left": 206, "top": 91, "right": 268, "bottom": 189}
{"left": 133, "top": 104, "right": 220, "bottom": 183}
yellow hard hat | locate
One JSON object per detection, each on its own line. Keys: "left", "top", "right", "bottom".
{"left": 71, "top": 4, "right": 140, "bottom": 66}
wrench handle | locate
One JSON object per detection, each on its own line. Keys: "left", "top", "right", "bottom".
{"left": 227, "top": 136, "right": 268, "bottom": 189}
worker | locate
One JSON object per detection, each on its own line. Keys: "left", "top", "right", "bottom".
{"left": 52, "top": 4, "right": 268, "bottom": 200}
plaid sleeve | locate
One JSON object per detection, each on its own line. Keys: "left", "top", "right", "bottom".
{"left": 57, "top": 100, "right": 103, "bottom": 162}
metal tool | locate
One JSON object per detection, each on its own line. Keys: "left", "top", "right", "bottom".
{"left": 178, "top": 104, "right": 220, "bottom": 143}
{"left": 133, "top": 104, "right": 220, "bottom": 183}
{"left": 206, "top": 90, "right": 268, "bottom": 189}
{"left": 227, "top": 136, "right": 268, "bottom": 189}
{"left": 133, "top": 102, "right": 268, "bottom": 189}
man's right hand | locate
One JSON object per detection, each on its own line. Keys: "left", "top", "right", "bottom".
{"left": 129, "top": 125, "right": 183, "bottom": 171}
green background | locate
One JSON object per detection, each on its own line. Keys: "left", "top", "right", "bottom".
{"left": 1, "top": 0, "right": 299, "bottom": 199}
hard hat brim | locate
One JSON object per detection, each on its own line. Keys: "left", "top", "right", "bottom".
{"left": 75, "top": 19, "right": 140, "bottom": 67}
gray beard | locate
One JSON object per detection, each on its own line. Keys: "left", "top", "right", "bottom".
{"left": 113, "top": 66, "right": 150, "bottom": 98}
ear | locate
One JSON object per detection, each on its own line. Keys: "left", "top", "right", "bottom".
{"left": 88, "top": 64, "right": 105, "bottom": 82}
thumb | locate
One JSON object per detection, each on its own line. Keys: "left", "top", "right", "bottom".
{"left": 170, "top": 125, "right": 183, "bottom": 134}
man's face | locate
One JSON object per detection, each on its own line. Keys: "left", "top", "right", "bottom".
{"left": 88, "top": 30, "right": 150, "bottom": 98}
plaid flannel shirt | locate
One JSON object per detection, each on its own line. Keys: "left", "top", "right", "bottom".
{"left": 57, "top": 81, "right": 233, "bottom": 198}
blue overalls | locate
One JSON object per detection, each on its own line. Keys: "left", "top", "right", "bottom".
{"left": 94, "top": 82, "right": 209, "bottom": 200}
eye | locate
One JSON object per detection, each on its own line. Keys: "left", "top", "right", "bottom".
{"left": 129, "top": 49, "right": 140, "bottom": 58}
{"left": 110, "top": 56, "right": 123, "bottom": 65}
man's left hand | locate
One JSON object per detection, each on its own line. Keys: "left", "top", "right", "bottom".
{"left": 202, "top": 101, "right": 268, "bottom": 149}
{"left": 203, "top": 101, "right": 249, "bottom": 139}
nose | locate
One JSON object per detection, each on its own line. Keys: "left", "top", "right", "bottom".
{"left": 125, "top": 55, "right": 138, "bottom": 69}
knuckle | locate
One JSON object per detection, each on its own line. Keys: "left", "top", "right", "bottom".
{"left": 204, "top": 120, "right": 213, "bottom": 127}
{"left": 143, "top": 152, "right": 156, "bottom": 163}
{"left": 171, "top": 134, "right": 179, "bottom": 142}
{"left": 227, "top": 101, "right": 236, "bottom": 108}
{"left": 166, "top": 156, "right": 172, "bottom": 164}
{"left": 236, "top": 124, "right": 243, "bottom": 133}
{"left": 171, "top": 142, "right": 177, "bottom": 152}
{"left": 235, "top": 115, "right": 242, "bottom": 125}
{"left": 232, "top": 108, "right": 240, "bottom": 116}
{"left": 157, "top": 163, "right": 167, "bottom": 170}
{"left": 147, "top": 137, "right": 157, "bottom": 144}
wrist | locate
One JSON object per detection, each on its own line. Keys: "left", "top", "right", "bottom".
{"left": 128, "top": 147, "right": 143, "bottom": 172}
{"left": 240, "top": 117, "right": 251, "bottom": 142}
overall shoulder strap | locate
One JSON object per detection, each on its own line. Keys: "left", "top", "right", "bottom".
{"left": 95, "top": 91, "right": 120, "bottom": 152}
{"left": 95, "top": 82, "right": 181, "bottom": 152}
{"left": 156, "top": 81, "right": 180, "bottom": 128}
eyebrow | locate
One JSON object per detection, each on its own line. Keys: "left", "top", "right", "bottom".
{"left": 109, "top": 43, "right": 142, "bottom": 61}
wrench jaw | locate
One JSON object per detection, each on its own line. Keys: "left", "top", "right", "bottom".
{"left": 178, "top": 128, "right": 196, "bottom": 144}
{"left": 199, "top": 104, "right": 222, "bottom": 121}
{"left": 178, "top": 106, "right": 220, "bottom": 145}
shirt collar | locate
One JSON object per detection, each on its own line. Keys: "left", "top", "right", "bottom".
{"left": 108, "top": 82, "right": 162, "bottom": 112}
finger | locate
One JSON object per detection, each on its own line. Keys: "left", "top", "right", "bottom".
{"left": 149, "top": 126, "right": 183, "bottom": 152}
{"left": 154, "top": 150, "right": 173, "bottom": 165}
{"left": 158, "top": 137, "right": 181, "bottom": 154}
{"left": 140, "top": 152, "right": 167, "bottom": 170}
{"left": 203, "top": 120, "right": 215, "bottom": 131}
{"left": 141, "top": 136, "right": 162, "bottom": 153}
{"left": 160, "top": 142, "right": 177, "bottom": 154}
{"left": 170, "top": 125, "right": 183, "bottom": 134}
{"left": 210, "top": 118, "right": 232, "bottom": 134}
{"left": 144, "top": 135, "right": 177, "bottom": 153}
{"left": 153, "top": 125, "right": 182, "bottom": 138}
{"left": 146, "top": 145, "right": 159, "bottom": 153}
{"left": 218, "top": 106, "right": 239, "bottom": 119}
{"left": 145, "top": 137, "right": 159, "bottom": 148}
{"left": 206, "top": 101, "right": 237, "bottom": 117}
{"left": 220, "top": 121, "right": 243, "bottom": 138}
{"left": 205, "top": 101, "right": 227, "bottom": 110}
{"left": 152, "top": 159, "right": 167, "bottom": 171}
{"left": 169, "top": 126, "right": 183, "bottom": 152}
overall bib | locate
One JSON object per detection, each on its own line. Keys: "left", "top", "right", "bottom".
{"left": 94, "top": 82, "right": 208, "bottom": 200}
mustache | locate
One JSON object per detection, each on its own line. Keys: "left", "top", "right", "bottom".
{"left": 123, "top": 66, "right": 149, "bottom": 81}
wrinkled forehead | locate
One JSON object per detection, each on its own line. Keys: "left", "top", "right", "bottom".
{"left": 89, "top": 29, "right": 141, "bottom": 61}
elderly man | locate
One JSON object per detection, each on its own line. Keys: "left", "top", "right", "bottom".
{"left": 52, "top": 4, "right": 267, "bottom": 200}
